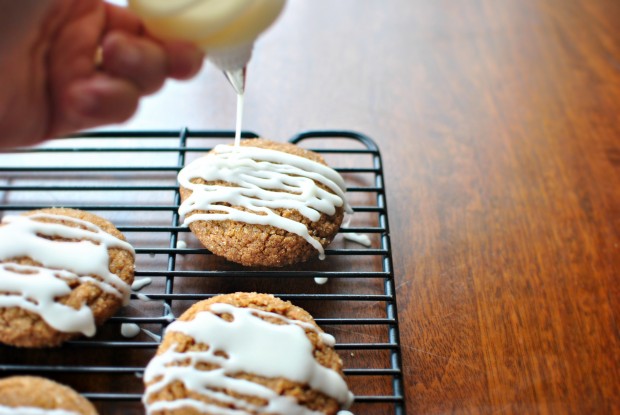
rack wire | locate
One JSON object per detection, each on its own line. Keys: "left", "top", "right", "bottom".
{"left": 0, "top": 130, "right": 405, "bottom": 415}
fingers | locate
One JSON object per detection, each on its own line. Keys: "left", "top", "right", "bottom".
{"left": 101, "top": 31, "right": 204, "bottom": 94}
{"left": 103, "top": 3, "right": 204, "bottom": 85}
{"left": 160, "top": 40, "right": 205, "bottom": 80}
{"left": 104, "top": 3, "right": 144, "bottom": 35}
{"left": 48, "top": 4, "right": 204, "bottom": 138}
{"left": 101, "top": 31, "right": 166, "bottom": 95}
{"left": 52, "top": 73, "right": 141, "bottom": 137}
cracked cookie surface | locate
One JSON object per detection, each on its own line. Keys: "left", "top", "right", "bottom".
{"left": 0, "top": 376, "right": 98, "bottom": 414}
{"left": 179, "top": 139, "right": 346, "bottom": 267}
{"left": 143, "top": 292, "right": 352, "bottom": 415}
{"left": 0, "top": 208, "right": 135, "bottom": 347}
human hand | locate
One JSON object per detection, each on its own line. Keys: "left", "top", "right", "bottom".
{"left": 0, "top": 0, "right": 204, "bottom": 148}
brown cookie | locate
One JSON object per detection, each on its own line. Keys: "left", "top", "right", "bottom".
{"left": 143, "top": 292, "right": 353, "bottom": 415}
{"left": 0, "top": 208, "right": 135, "bottom": 347}
{"left": 179, "top": 139, "right": 347, "bottom": 267}
{"left": 0, "top": 376, "right": 98, "bottom": 414}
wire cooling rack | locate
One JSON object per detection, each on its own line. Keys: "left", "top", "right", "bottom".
{"left": 0, "top": 129, "right": 405, "bottom": 415}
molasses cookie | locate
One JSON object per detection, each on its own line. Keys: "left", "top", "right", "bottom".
{"left": 143, "top": 292, "right": 353, "bottom": 414}
{"left": 0, "top": 208, "right": 135, "bottom": 347}
{"left": 178, "top": 139, "right": 352, "bottom": 267}
{"left": 0, "top": 376, "right": 98, "bottom": 415}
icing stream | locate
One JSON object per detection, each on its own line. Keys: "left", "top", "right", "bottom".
{"left": 0, "top": 213, "right": 134, "bottom": 336}
{"left": 234, "top": 93, "right": 244, "bottom": 148}
{"left": 143, "top": 302, "right": 353, "bottom": 414}
{"left": 177, "top": 145, "right": 353, "bottom": 259}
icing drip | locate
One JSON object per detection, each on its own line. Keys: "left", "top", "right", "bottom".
{"left": 163, "top": 302, "right": 175, "bottom": 322}
{"left": 143, "top": 303, "right": 353, "bottom": 414}
{"left": 343, "top": 232, "right": 371, "bottom": 247}
{"left": 0, "top": 214, "right": 134, "bottom": 336}
{"left": 141, "top": 328, "right": 162, "bottom": 342}
{"left": 0, "top": 405, "right": 80, "bottom": 415}
{"left": 131, "top": 277, "right": 152, "bottom": 291}
{"left": 121, "top": 323, "right": 141, "bottom": 338}
{"left": 314, "top": 277, "right": 328, "bottom": 285}
{"left": 177, "top": 145, "right": 353, "bottom": 259}
{"left": 135, "top": 293, "right": 151, "bottom": 301}
{"left": 0, "top": 264, "right": 96, "bottom": 336}
{"left": 121, "top": 302, "right": 172, "bottom": 338}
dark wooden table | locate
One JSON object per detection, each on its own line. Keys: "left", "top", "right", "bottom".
{"left": 5, "top": 0, "right": 620, "bottom": 413}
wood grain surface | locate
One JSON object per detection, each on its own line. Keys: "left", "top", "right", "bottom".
{"left": 16, "top": 0, "right": 620, "bottom": 413}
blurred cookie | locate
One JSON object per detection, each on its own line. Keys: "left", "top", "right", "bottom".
{"left": 143, "top": 292, "right": 353, "bottom": 414}
{"left": 178, "top": 139, "right": 352, "bottom": 267}
{"left": 0, "top": 376, "right": 98, "bottom": 414}
{"left": 0, "top": 208, "right": 135, "bottom": 347}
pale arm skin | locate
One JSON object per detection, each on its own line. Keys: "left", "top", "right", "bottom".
{"left": 0, "top": 0, "right": 204, "bottom": 148}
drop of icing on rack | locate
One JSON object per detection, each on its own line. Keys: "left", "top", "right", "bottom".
{"left": 140, "top": 328, "right": 162, "bottom": 342}
{"left": 121, "top": 294, "right": 174, "bottom": 339}
{"left": 131, "top": 277, "right": 152, "bottom": 291}
{"left": 343, "top": 232, "right": 371, "bottom": 247}
{"left": 134, "top": 293, "right": 151, "bottom": 302}
{"left": 121, "top": 323, "right": 141, "bottom": 338}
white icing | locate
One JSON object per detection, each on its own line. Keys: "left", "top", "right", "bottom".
{"left": 143, "top": 303, "right": 353, "bottom": 414}
{"left": 0, "top": 264, "right": 96, "bottom": 336}
{"left": 234, "top": 93, "right": 244, "bottom": 148}
{"left": 0, "top": 405, "right": 80, "bottom": 415}
{"left": 121, "top": 323, "right": 141, "bottom": 338}
{"left": 121, "top": 300, "right": 173, "bottom": 338}
{"left": 162, "top": 302, "right": 175, "bottom": 322}
{"left": 337, "top": 411, "right": 355, "bottom": 415}
{"left": 343, "top": 232, "right": 371, "bottom": 247}
{"left": 136, "top": 293, "right": 151, "bottom": 301}
{"left": 141, "top": 328, "right": 161, "bottom": 342}
{"left": 177, "top": 145, "right": 352, "bottom": 259}
{"left": 0, "top": 214, "right": 134, "bottom": 336}
{"left": 176, "top": 240, "right": 187, "bottom": 249}
{"left": 131, "top": 277, "right": 152, "bottom": 291}
{"left": 314, "top": 277, "right": 328, "bottom": 285}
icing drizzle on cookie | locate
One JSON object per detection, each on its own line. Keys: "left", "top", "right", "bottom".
{"left": 143, "top": 303, "right": 354, "bottom": 414}
{"left": 0, "top": 213, "right": 134, "bottom": 336}
{"left": 0, "top": 405, "right": 80, "bottom": 415}
{"left": 177, "top": 144, "right": 353, "bottom": 259}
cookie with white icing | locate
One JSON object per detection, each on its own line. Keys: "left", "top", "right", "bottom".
{"left": 0, "top": 208, "right": 135, "bottom": 347}
{"left": 143, "top": 292, "right": 354, "bottom": 415}
{"left": 0, "top": 376, "right": 98, "bottom": 415}
{"left": 178, "top": 139, "right": 352, "bottom": 267}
